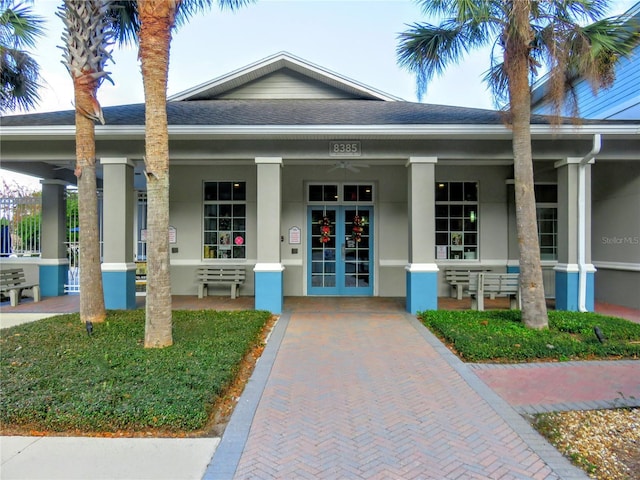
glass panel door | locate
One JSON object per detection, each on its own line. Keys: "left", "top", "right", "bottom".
{"left": 308, "top": 206, "right": 373, "bottom": 296}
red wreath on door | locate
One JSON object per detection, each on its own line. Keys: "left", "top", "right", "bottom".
{"left": 318, "top": 216, "right": 331, "bottom": 243}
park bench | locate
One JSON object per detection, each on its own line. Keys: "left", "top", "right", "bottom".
{"left": 0, "top": 268, "right": 41, "bottom": 307}
{"left": 445, "top": 267, "right": 491, "bottom": 300}
{"left": 468, "top": 272, "right": 520, "bottom": 311}
{"left": 197, "top": 265, "right": 245, "bottom": 299}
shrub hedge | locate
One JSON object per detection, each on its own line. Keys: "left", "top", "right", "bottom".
{"left": 419, "top": 310, "right": 640, "bottom": 362}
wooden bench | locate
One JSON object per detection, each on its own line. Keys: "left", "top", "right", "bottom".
{"left": 445, "top": 268, "right": 491, "bottom": 300}
{"left": 469, "top": 272, "right": 520, "bottom": 311}
{"left": 0, "top": 268, "right": 41, "bottom": 307}
{"left": 197, "top": 266, "right": 245, "bottom": 299}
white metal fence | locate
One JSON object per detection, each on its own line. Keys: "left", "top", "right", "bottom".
{"left": 0, "top": 195, "right": 41, "bottom": 257}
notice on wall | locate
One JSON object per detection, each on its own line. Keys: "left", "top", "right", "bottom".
{"left": 140, "top": 227, "right": 177, "bottom": 244}
{"left": 436, "top": 245, "right": 447, "bottom": 260}
{"left": 289, "top": 226, "right": 301, "bottom": 244}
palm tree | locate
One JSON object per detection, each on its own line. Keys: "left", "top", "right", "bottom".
{"left": 58, "top": 0, "right": 114, "bottom": 324}
{"left": 0, "top": 0, "right": 44, "bottom": 113}
{"left": 398, "top": 0, "right": 639, "bottom": 329}
{"left": 111, "top": 0, "right": 253, "bottom": 348}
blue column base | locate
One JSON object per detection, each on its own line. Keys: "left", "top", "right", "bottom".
{"left": 102, "top": 270, "right": 136, "bottom": 310}
{"left": 254, "top": 270, "right": 283, "bottom": 314}
{"left": 406, "top": 269, "right": 438, "bottom": 314}
{"left": 39, "top": 264, "right": 69, "bottom": 297}
{"left": 555, "top": 270, "right": 594, "bottom": 311}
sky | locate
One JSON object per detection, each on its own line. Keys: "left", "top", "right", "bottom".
{"left": 2, "top": 0, "right": 638, "bottom": 189}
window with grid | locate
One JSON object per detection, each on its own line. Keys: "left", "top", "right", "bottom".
{"left": 435, "top": 182, "right": 479, "bottom": 260}
{"left": 203, "top": 182, "right": 246, "bottom": 259}
{"left": 535, "top": 184, "right": 558, "bottom": 260}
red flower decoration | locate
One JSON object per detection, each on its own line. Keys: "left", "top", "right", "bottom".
{"left": 319, "top": 216, "right": 331, "bottom": 244}
{"left": 352, "top": 215, "right": 363, "bottom": 242}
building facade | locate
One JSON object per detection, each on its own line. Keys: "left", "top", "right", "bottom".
{"left": 2, "top": 53, "right": 639, "bottom": 312}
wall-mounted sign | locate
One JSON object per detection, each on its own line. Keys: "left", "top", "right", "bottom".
{"left": 329, "top": 141, "right": 361, "bottom": 157}
{"left": 140, "top": 226, "right": 177, "bottom": 244}
{"left": 289, "top": 226, "right": 301, "bottom": 244}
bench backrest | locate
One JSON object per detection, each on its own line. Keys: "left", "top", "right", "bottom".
{"left": 445, "top": 268, "right": 489, "bottom": 283}
{"left": 480, "top": 273, "right": 520, "bottom": 293}
{"left": 197, "top": 266, "right": 246, "bottom": 282}
{"left": 0, "top": 268, "right": 27, "bottom": 288}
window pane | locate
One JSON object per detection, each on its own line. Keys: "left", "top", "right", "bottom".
{"left": 204, "top": 183, "right": 217, "bottom": 201}
{"left": 435, "top": 205, "right": 448, "bottom": 217}
{"left": 233, "top": 182, "right": 246, "bottom": 200}
{"left": 464, "top": 182, "right": 478, "bottom": 201}
{"left": 233, "top": 204, "right": 246, "bottom": 217}
{"left": 309, "top": 185, "right": 323, "bottom": 201}
{"left": 450, "top": 182, "right": 463, "bottom": 201}
{"left": 358, "top": 185, "right": 373, "bottom": 202}
{"left": 324, "top": 185, "right": 338, "bottom": 202}
{"left": 450, "top": 205, "right": 463, "bottom": 217}
{"left": 219, "top": 182, "right": 232, "bottom": 200}
{"left": 344, "top": 185, "right": 357, "bottom": 201}
{"left": 435, "top": 219, "right": 448, "bottom": 231}
{"left": 435, "top": 183, "right": 448, "bottom": 202}
{"left": 535, "top": 184, "right": 557, "bottom": 203}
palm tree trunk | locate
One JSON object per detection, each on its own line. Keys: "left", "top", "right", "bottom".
{"left": 74, "top": 81, "right": 106, "bottom": 323}
{"left": 139, "top": 0, "right": 174, "bottom": 348}
{"left": 506, "top": 1, "right": 548, "bottom": 329}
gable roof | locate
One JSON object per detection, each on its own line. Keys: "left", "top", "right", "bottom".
{"left": 168, "top": 52, "right": 403, "bottom": 102}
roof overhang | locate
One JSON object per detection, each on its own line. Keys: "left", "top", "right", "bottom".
{"left": 1, "top": 123, "right": 638, "bottom": 142}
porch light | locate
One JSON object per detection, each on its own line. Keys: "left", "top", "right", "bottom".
{"left": 470, "top": 211, "right": 476, "bottom": 223}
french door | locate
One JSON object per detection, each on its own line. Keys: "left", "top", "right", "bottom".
{"left": 308, "top": 206, "right": 373, "bottom": 296}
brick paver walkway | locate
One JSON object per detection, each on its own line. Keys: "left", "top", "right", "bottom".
{"left": 207, "top": 311, "right": 587, "bottom": 479}
{"left": 472, "top": 361, "right": 640, "bottom": 414}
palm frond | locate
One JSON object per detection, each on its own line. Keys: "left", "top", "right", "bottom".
{"left": 0, "top": 2, "right": 45, "bottom": 50}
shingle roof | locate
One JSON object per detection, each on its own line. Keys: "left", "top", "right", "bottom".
{"left": 0, "top": 99, "right": 530, "bottom": 127}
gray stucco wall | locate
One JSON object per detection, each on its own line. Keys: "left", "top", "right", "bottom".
{"left": 591, "top": 161, "right": 640, "bottom": 309}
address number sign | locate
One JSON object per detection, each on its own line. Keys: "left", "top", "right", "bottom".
{"left": 329, "top": 141, "right": 361, "bottom": 157}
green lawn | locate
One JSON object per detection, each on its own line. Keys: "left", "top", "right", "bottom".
{"left": 0, "top": 309, "right": 271, "bottom": 434}
{"left": 419, "top": 310, "right": 640, "bottom": 362}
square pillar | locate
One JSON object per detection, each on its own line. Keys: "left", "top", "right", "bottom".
{"left": 554, "top": 158, "right": 595, "bottom": 311}
{"left": 100, "top": 157, "right": 136, "bottom": 309}
{"left": 405, "top": 157, "right": 439, "bottom": 313}
{"left": 254, "top": 157, "right": 284, "bottom": 313}
{"left": 39, "top": 180, "right": 69, "bottom": 296}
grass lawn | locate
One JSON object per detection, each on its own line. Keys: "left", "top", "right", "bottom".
{"left": 0, "top": 309, "right": 272, "bottom": 436}
{"left": 419, "top": 309, "right": 640, "bottom": 363}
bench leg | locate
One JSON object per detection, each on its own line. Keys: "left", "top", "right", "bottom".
{"left": 32, "top": 286, "right": 41, "bottom": 303}
{"left": 198, "top": 284, "right": 206, "bottom": 299}
{"left": 456, "top": 285, "right": 463, "bottom": 300}
{"left": 509, "top": 295, "right": 518, "bottom": 310}
{"left": 477, "top": 294, "right": 485, "bottom": 311}
{"left": 471, "top": 295, "right": 477, "bottom": 310}
{"left": 231, "top": 284, "right": 237, "bottom": 300}
{"left": 9, "top": 289, "right": 19, "bottom": 307}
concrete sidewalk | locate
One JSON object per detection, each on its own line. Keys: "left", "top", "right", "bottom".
{"left": 1, "top": 436, "right": 218, "bottom": 480}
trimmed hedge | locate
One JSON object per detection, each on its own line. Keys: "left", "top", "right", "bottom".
{"left": 419, "top": 310, "right": 640, "bottom": 362}
{"left": 1, "top": 309, "right": 271, "bottom": 433}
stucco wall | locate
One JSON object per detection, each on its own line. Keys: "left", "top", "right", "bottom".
{"left": 165, "top": 161, "right": 563, "bottom": 300}
{"left": 592, "top": 161, "right": 640, "bottom": 309}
